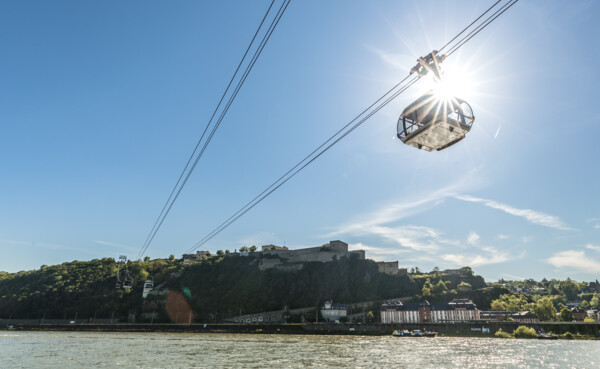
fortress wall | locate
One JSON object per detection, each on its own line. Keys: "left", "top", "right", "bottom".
{"left": 376, "top": 261, "right": 399, "bottom": 275}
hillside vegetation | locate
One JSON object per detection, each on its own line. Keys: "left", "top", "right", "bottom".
{"left": 1, "top": 254, "right": 488, "bottom": 322}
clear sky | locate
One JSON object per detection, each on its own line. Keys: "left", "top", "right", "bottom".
{"left": 1, "top": 0, "right": 599, "bottom": 282}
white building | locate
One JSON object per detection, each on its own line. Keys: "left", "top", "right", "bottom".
{"left": 321, "top": 301, "right": 347, "bottom": 322}
{"left": 380, "top": 299, "right": 480, "bottom": 324}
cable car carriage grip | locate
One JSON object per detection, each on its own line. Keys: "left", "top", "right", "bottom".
{"left": 398, "top": 50, "right": 475, "bottom": 151}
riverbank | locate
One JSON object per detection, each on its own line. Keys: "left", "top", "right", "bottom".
{"left": 2, "top": 321, "right": 599, "bottom": 339}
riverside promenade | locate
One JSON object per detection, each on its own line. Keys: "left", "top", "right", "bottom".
{"left": 2, "top": 320, "right": 599, "bottom": 337}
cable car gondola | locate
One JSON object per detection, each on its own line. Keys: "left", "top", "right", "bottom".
{"left": 116, "top": 255, "right": 134, "bottom": 290}
{"left": 397, "top": 91, "right": 474, "bottom": 151}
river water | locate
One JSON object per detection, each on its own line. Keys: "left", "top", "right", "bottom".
{"left": 1, "top": 331, "right": 599, "bottom": 368}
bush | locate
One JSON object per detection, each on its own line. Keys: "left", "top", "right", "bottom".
{"left": 562, "top": 332, "right": 573, "bottom": 339}
{"left": 494, "top": 328, "right": 512, "bottom": 338}
{"left": 513, "top": 326, "right": 538, "bottom": 339}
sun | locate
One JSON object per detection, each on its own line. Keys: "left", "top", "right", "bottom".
{"left": 420, "top": 64, "right": 475, "bottom": 102}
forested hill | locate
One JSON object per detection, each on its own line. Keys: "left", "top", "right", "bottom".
{"left": 0, "top": 257, "right": 181, "bottom": 320}
{"left": 0, "top": 254, "right": 489, "bottom": 322}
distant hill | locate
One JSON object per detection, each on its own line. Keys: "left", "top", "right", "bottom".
{"left": 0, "top": 254, "right": 489, "bottom": 322}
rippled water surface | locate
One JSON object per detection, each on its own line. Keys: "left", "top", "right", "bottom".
{"left": 1, "top": 331, "right": 600, "bottom": 368}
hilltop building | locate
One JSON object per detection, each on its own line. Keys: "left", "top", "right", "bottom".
{"left": 583, "top": 280, "right": 600, "bottom": 294}
{"left": 380, "top": 299, "right": 480, "bottom": 324}
{"left": 259, "top": 240, "right": 365, "bottom": 270}
{"left": 375, "top": 261, "right": 407, "bottom": 276}
{"left": 182, "top": 251, "right": 210, "bottom": 265}
{"left": 261, "top": 245, "right": 288, "bottom": 251}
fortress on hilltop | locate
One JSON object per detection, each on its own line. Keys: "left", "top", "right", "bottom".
{"left": 258, "top": 240, "right": 365, "bottom": 270}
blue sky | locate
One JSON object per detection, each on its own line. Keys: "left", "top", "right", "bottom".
{"left": 1, "top": 0, "right": 599, "bottom": 282}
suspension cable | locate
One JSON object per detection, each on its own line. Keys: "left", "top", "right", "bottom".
{"left": 137, "top": 0, "right": 290, "bottom": 259}
{"left": 184, "top": 0, "right": 519, "bottom": 254}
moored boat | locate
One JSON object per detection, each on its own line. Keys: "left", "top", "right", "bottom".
{"left": 392, "top": 329, "right": 436, "bottom": 337}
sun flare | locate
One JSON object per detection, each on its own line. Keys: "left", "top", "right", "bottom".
{"left": 420, "top": 64, "right": 475, "bottom": 101}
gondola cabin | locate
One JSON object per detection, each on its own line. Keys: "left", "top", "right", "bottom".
{"left": 397, "top": 91, "right": 474, "bottom": 151}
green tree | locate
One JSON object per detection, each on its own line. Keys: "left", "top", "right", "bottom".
{"left": 580, "top": 300, "right": 590, "bottom": 309}
{"left": 239, "top": 246, "right": 249, "bottom": 253}
{"left": 458, "top": 281, "right": 472, "bottom": 290}
{"left": 491, "top": 300, "right": 506, "bottom": 311}
{"left": 559, "top": 307, "right": 574, "bottom": 322}
{"left": 143, "top": 256, "right": 150, "bottom": 262}
{"left": 494, "top": 294, "right": 534, "bottom": 312}
{"left": 432, "top": 279, "right": 448, "bottom": 294}
{"left": 216, "top": 250, "right": 224, "bottom": 256}
{"left": 494, "top": 328, "right": 512, "bottom": 338}
{"left": 534, "top": 297, "right": 556, "bottom": 321}
{"left": 590, "top": 294, "right": 600, "bottom": 309}
{"left": 422, "top": 286, "right": 432, "bottom": 297}
{"left": 365, "top": 311, "right": 375, "bottom": 323}
{"left": 249, "top": 246, "right": 257, "bottom": 253}
{"left": 169, "top": 254, "right": 175, "bottom": 261}
{"left": 559, "top": 279, "right": 581, "bottom": 301}
{"left": 512, "top": 325, "right": 537, "bottom": 338}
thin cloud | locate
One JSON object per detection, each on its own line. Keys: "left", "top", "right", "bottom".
{"left": 455, "top": 195, "right": 574, "bottom": 231}
{"left": 442, "top": 246, "right": 520, "bottom": 267}
{"left": 339, "top": 224, "right": 446, "bottom": 253}
{"left": 521, "top": 236, "right": 533, "bottom": 244}
{"left": 586, "top": 244, "right": 600, "bottom": 252}
{"left": 0, "top": 239, "right": 97, "bottom": 254}
{"left": 329, "top": 172, "right": 481, "bottom": 237}
{"left": 502, "top": 273, "right": 526, "bottom": 281}
{"left": 547, "top": 250, "right": 600, "bottom": 273}
{"left": 94, "top": 240, "right": 138, "bottom": 253}
{"left": 348, "top": 242, "right": 410, "bottom": 262}
{"left": 238, "top": 232, "right": 277, "bottom": 247}
{"left": 586, "top": 218, "right": 600, "bottom": 229}
{"left": 467, "top": 232, "right": 480, "bottom": 245}
{"left": 497, "top": 234, "right": 510, "bottom": 240}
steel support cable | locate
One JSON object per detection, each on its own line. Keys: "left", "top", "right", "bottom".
{"left": 445, "top": 0, "right": 519, "bottom": 58}
{"left": 139, "top": 0, "right": 291, "bottom": 259}
{"left": 185, "top": 76, "right": 420, "bottom": 253}
{"left": 438, "top": 0, "right": 502, "bottom": 53}
{"left": 137, "top": 0, "right": 288, "bottom": 260}
{"left": 157, "top": 1, "right": 294, "bottom": 257}
{"left": 183, "top": 74, "right": 415, "bottom": 254}
{"left": 184, "top": 0, "right": 520, "bottom": 254}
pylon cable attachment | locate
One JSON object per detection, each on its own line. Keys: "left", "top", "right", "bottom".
{"left": 409, "top": 50, "right": 446, "bottom": 80}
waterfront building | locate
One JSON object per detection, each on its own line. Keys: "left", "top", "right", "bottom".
{"left": 380, "top": 299, "right": 480, "bottom": 324}
{"left": 321, "top": 301, "right": 347, "bottom": 322}
{"left": 571, "top": 307, "right": 588, "bottom": 321}
{"left": 479, "top": 311, "right": 515, "bottom": 321}
{"left": 586, "top": 310, "right": 599, "bottom": 322}
{"left": 511, "top": 311, "right": 539, "bottom": 323}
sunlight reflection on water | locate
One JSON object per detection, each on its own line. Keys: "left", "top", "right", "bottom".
{"left": 1, "top": 332, "right": 599, "bottom": 368}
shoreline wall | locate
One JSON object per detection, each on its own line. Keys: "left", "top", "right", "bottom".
{"left": 2, "top": 321, "right": 598, "bottom": 336}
